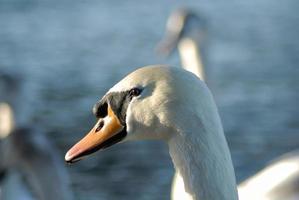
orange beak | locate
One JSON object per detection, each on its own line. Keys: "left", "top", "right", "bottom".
{"left": 65, "top": 105, "right": 125, "bottom": 163}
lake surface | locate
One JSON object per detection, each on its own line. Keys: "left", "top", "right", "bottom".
{"left": 0, "top": 0, "right": 299, "bottom": 199}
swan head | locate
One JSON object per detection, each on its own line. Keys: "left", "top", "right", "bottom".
{"left": 156, "top": 8, "right": 207, "bottom": 56}
{"left": 65, "top": 65, "right": 209, "bottom": 163}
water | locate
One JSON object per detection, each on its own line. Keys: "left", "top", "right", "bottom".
{"left": 0, "top": 0, "right": 299, "bottom": 199}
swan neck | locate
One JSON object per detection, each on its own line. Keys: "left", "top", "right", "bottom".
{"left": 168, "top": 122, "right": 238, "bottom": 200}
{"left": 178, "top": 37, "right": 205, "bottom": 80}
{"left": 0, "top": 103, "right": 14, "bottom": 139}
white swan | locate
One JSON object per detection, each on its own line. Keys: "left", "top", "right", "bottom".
{"left": 156, "top": 8, "right": 207, "bottom": 81}
{"left": 0, "top": 103, "right": 74, "bottom": 200}
{"left": 65, "top": 65, "right": 239, "bottom": 200}
{"left": 238, "top": 151, "right": 299, "bottom": 200}
{"left": 158, "top": 8, "right": 299, "bottom": 200}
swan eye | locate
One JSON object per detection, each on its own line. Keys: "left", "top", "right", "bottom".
{"left": 129, "top": 88, "right": 142, "bottom": 97}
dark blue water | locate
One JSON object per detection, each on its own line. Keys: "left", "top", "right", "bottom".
{"left": 0, "top": 0, "right": 299, "bottom": 199}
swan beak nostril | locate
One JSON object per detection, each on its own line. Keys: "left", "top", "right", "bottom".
{"left": 95, "top": 120, "right": 104, "bottom": 132}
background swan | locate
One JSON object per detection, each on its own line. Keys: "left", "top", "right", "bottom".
{"left": 0, "top": 102, "right": 74, "bottom": 200}
{"left": 238, "top": 151, "right": 299, "bottom": 200}
{"left": 156, "top": 7, "right": 207, "bottom": 81}
{"left": 65, "top": 65, "right": 239, "bottom": 200}
{"left": 158, "top": 8, "right": 299, "bottom": 200}
{"left": 0, "top": 71, "right": 74, "bottom": 200}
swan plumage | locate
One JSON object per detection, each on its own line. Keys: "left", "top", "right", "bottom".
{"left": 65, "top": 65, "right": 238, "bottom": 200}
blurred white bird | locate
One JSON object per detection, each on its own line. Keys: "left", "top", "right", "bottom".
{"left": 0, "top": 70, "right": 74, "bottom": 200}
{"left": 0, "top": 102, "right": 74, "bottom": 200}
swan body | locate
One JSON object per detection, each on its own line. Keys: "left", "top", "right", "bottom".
{"left": 0, "top": 103, "right": 74, "bottom": 200}
{"left": 238, "top": 151, "right": 299, "bottom": 200}
{"left": 65, "top": 65, "right": 238, "bottom": 200}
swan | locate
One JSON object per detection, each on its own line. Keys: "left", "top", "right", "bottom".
{"left": 158, "top": 8, "right": 299, "bottom": 200}
{"left": 156, "top": 8, "right": 207, "bottom": 81}
{"left": 0, "top": 102, "right": 74, "bottom": 200}
{"left": 238, "top": 151, "right": 299, "bottom": 200}
{"left": 65, "top": 65, "right": 239, "bottom": 200}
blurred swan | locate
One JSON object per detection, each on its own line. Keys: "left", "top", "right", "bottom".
{"left": 238, "top": 151, "right": 299, "bottom": 200}
{"left": 0, "top": 102, "right": 74, "bottom": 200}
{"left": 156, "top": 8, "right": 207, "bottom": 80}
{"left": 158, "top": 8, "right": 299, "bottom": 200}
{"left": 65, "top": 65, "right": 239, "bottom": 200}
